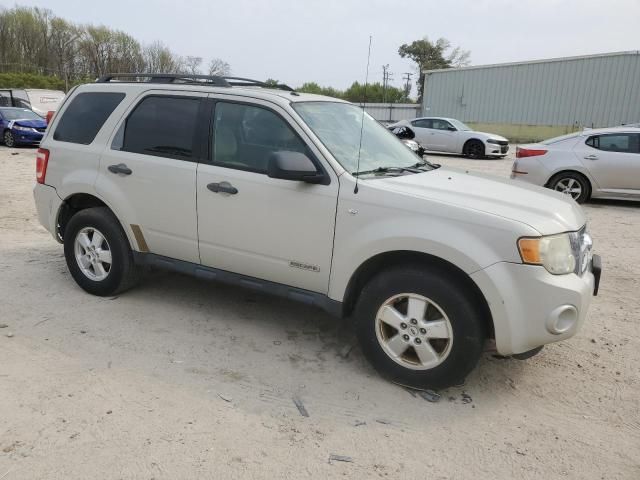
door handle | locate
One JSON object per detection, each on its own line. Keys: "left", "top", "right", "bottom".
{"left": 108, "top": 163, "right": 132, "bottom": 175}
{"left": 584, "top": 154, "right": 599, "bottom": 161}
{"left": 207, "top": 181, "right": 238, "bottom": 195}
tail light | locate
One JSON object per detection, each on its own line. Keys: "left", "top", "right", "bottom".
{"left": 516, "top": 147, "right": 547, "bottom": 158}
{"left": 45, "top": 110, "right": 55, "bottom": 125}
{"left": 36, "top": 148, "right": 49, "bottom": 184}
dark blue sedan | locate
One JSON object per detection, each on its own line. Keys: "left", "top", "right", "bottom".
{"left": 0, "top": 107, "right": 47, "bottom": 147}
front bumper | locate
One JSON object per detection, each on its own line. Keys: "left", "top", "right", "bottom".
{"left": 33, "top": 183, "right": 63, "bottom": 241}
{"left": 13, "top": 128, "right": 44, "bottom": 145}
{"left": 486, "top": 142, "right": 509, "bottom": 156}
{"left": 471, "top": 258, "right": 599, "bottom": 355}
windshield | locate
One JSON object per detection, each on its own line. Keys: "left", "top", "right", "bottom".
{"left": 1, "top": 108, "right": 42, "bottom": 121}
{"left": 448, "top": 118, "right": 471, "bottom": 131}
{"left": 292, "top": 102, "right": 431, "bottom": 174}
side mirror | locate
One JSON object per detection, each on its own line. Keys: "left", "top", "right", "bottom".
{"left": 267, "top": 151, "right": 326, "bottom": 184}
{"left": 447, "top": 126, "right": 457, "bottom": 131}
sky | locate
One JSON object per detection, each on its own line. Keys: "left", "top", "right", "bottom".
{"left": 4, "top": 0, "right": 640, "bottom": 94}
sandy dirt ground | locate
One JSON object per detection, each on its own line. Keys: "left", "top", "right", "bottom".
{"left": 0, "top": 145, "right": 638, "bottom": 479}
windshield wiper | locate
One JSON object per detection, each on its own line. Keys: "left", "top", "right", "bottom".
{"left": 413, "top": 160, "right": 440, "bottom": 169}
{"left": 353, "top": 166, "right": 420, "bottom": 176}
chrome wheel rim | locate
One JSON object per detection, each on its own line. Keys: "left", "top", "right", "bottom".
{"left": 4, "top": 131, "right": 14, "bottom": 147}
{"left": 74, "top": 227, "right": 112, "bottom": 281}
{"left": 554, "top": 178, "right": 582, "bottom": 200}
{"left": 375, "top": 293, "right": 453, "bottom": 370}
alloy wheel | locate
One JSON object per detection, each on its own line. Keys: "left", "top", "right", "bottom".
{"left": 554, "top": 178, "right": 582, "bottom": 200}
{"left": 74, "top": 227, "right": 112, "bottom": 281}
{"left": 375, "top": 293, "right": 454, "bottom": 370}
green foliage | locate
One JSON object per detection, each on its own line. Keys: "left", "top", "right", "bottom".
{"left": 398, "top": 36, "right": 470, "bottom": 101}
{"left": 0, "top": 5, "right": 227, "bottom": 89}
{"left": 297, "top": 81, "right": 405, "bottom": 103}
{"left": 0, "top": 72, "right": 65, "bottom": 89}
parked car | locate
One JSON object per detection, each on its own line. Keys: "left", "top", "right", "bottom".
{"left": 0, "top": 89, "right": 65, "bottom": 116}
{"left": 511, "top": 127, "right": 640, "bottom": 203}
{"left": 388, "top": 116, "right": 509, "bottom": 158}
{"left": 389, "top": 125, "right": 427, "bottom": 157}
{"left": 0, "top": 107, "right": 47, "bottom": 147}
{"left": 33, "top": 74, "right": 600, "bottom": 389}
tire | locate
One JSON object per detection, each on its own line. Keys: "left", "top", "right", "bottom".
{"left": 4, "top": 130, "right": 15, "bottom": 147}
{"left": 547, "top": 171, "right": 590, "bottom": 204}
{"left": 353, "top": 266, "right": 487, "bottom": 389}
{"left": 63, "top": 207, "right": 140, "bottom": 296}
{"left": 463, "top": 139, "right": 484, "bottom": 159}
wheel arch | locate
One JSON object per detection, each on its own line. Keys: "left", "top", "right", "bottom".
{"left": 342, "top": 250, "right": 494, "bottom": 338}
{"left": 545, "top": 169, "right": 593, "bottom": 197}
{"left": 56, "top": 192, "right": 136, "bottom": 249}
{"left": 462, "top": 138, "right": 485, "bottom": 154}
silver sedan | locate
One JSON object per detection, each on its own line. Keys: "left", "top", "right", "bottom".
{"left": 511, "top": 127, "right": 640, "bottom": 203}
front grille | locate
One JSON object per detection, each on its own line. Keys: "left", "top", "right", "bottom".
{"left": 501, "top": 145, "right": 509, "bottom": 153}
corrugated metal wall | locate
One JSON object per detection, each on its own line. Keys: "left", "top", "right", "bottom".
{"left": 361, "top": 103, "right": 420, "bottom": 122}
{"left": 422, "top": 51, "right": 640, "bottom": 127}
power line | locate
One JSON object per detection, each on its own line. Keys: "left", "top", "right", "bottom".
{"left": 402, "top": 72, "right": 413, "bottom": 101}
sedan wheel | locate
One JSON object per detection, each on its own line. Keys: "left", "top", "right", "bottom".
{"left": 4, "top": 130, "right": 15, "bottom": 147}
{"left": 554, "top": 178, "right": 582, "bottom": 200}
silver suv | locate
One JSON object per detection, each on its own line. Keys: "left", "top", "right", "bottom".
{"left": 33, "top": 74, "right": 601, "bottom": 389}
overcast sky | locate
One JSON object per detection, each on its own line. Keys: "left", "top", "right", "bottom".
{"left": 4, "top": 0, "right": 639, "bottom": 92}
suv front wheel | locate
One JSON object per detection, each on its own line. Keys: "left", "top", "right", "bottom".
{"left": 354, "top": 266, "right": 486, "bottom": 389}
{"left": 63, "top": 207, "right": 140, "bottom": 296}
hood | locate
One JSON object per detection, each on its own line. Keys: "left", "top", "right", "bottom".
{"left": 13, "top": 118, "right": 46, "bottom": 128}
{"left": 470, "top": 131, "right": 508, "bottom": 142}
{"left": 377, "top": 167, "right": 586, "bottom": 235}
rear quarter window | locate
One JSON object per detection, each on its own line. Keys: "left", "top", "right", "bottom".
{"left": 53, "top": 92, "right": 125, "bottom": 145}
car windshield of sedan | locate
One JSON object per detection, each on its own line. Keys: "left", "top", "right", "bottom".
{"left": 1, "top": 108, "right": 42, "bottom": 121}
{"left": 448, "top": 119, "right": 472, "bottom": 131}
{"left": 292, "top": 101, "right": 433, "bottom": 175}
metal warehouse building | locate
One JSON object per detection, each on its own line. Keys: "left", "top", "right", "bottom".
{"left": 422, "top": 51, "right": 640, "bottom": 142}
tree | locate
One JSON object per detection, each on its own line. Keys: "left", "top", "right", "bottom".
{"left": 208, "top": 58, "right": 230, "bottom": 76}
{"left": 183, "top": 56, "right": 202, "bottom": 75}
{"left": 143, "top": 41, "right": 181, "bottom": 73}
{"left": 398, "top": 36, "right": 470, "bottom": 102}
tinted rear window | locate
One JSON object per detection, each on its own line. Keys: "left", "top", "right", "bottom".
{"left": 121, "top": 96, "right": 200, "bottom": 160}
{"left": 54, "top": 92, "right": 125, "bottom": 144}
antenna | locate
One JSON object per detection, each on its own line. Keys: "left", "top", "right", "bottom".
{"left": 354, "top": 35, "right": 372, "bottom": 194}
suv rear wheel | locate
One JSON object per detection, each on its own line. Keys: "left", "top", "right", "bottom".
{"left": 353, "top": 266, "right": 486, "bottom": 389}
{"left": 63, "top": 207, "right": 140, "bottom": 296}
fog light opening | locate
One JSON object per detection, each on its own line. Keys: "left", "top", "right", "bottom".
{"left": 546, "top": 305, "right": 578, "bottom": 334}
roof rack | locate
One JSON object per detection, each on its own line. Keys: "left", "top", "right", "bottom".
{"left": 96, "top": 73, "right": 294, "bottom": 91}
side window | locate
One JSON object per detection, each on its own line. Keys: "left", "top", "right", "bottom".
{"left": 432, "top": 119, "right": 453, "bottom": 130}
{"left": 411, "top": 119, "right": 431, "bottom": 129}
{"left": 586, "top": 134, "right": 638, "bottom": 153}
{"left": 121, "top": 96, "right": 201, "bottom": 160}
{"left": 212, "top": 102, "right": 308, "bottom": 173}
{"left": 54, "top": 92, "right": 125, "bottom": 144}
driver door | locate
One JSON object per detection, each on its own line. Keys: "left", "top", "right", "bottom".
{"left": 429, "top": 119, "right": 457, "bottom": 152}
{"left": 196, "top": 97, "right": 339, "bottom": 293}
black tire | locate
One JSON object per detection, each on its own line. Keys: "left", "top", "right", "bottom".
{"left": 4, "top": 130, "right": 15, "bottom": 147}
{"left": 353, "top": 266, "right": 487, "bottom": 389}
{"left": 463, "top": 139, "right": 485, "bottom": 159}
{"left": 547, "top": 171, "right": 590, "bottom": 204}
{"left": 63, "top": 207, "right": 140, "bottom": 296}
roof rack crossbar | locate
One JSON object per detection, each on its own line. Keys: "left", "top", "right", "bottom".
{"left": 96, "top": 73, "right": 295, "bottom": 91}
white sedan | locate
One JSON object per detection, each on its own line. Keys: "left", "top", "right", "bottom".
{"left": 389, "top": 117, "right": 509, "bottom": 158}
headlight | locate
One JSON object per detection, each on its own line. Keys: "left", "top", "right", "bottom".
{"left": 13, "top": 125, "right": 33, "bottom": 132}
{"left": 486, "top": 139, "right": 502, "bottom": 144}
{"left": 518, "top": 229, "right": 592, "bottom": 275}
{"left": 402, "top": 140, "right": 420, "bottom": 152}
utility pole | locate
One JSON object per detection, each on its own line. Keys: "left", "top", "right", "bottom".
{"left": 402, "top": 72, "right": 413, "bottom": 102}
{"left": 382, "top": 64, "right": 392, "bottom": 104}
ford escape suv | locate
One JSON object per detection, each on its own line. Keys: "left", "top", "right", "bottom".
{"left": 33, "top": 74, "right": 601, "bottom": 389}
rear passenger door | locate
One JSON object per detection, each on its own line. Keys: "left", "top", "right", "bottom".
{"left": 575, "top": 133, "right": 640, "bottom": 192}
{"left": 409, "top": 119, "right": 433, "bottom": 148}
{"left": 96, "top": 91, "right": 206, "bottom": 263}
{"left": 196, "top": 96, "right": 339, "bottom": 293}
